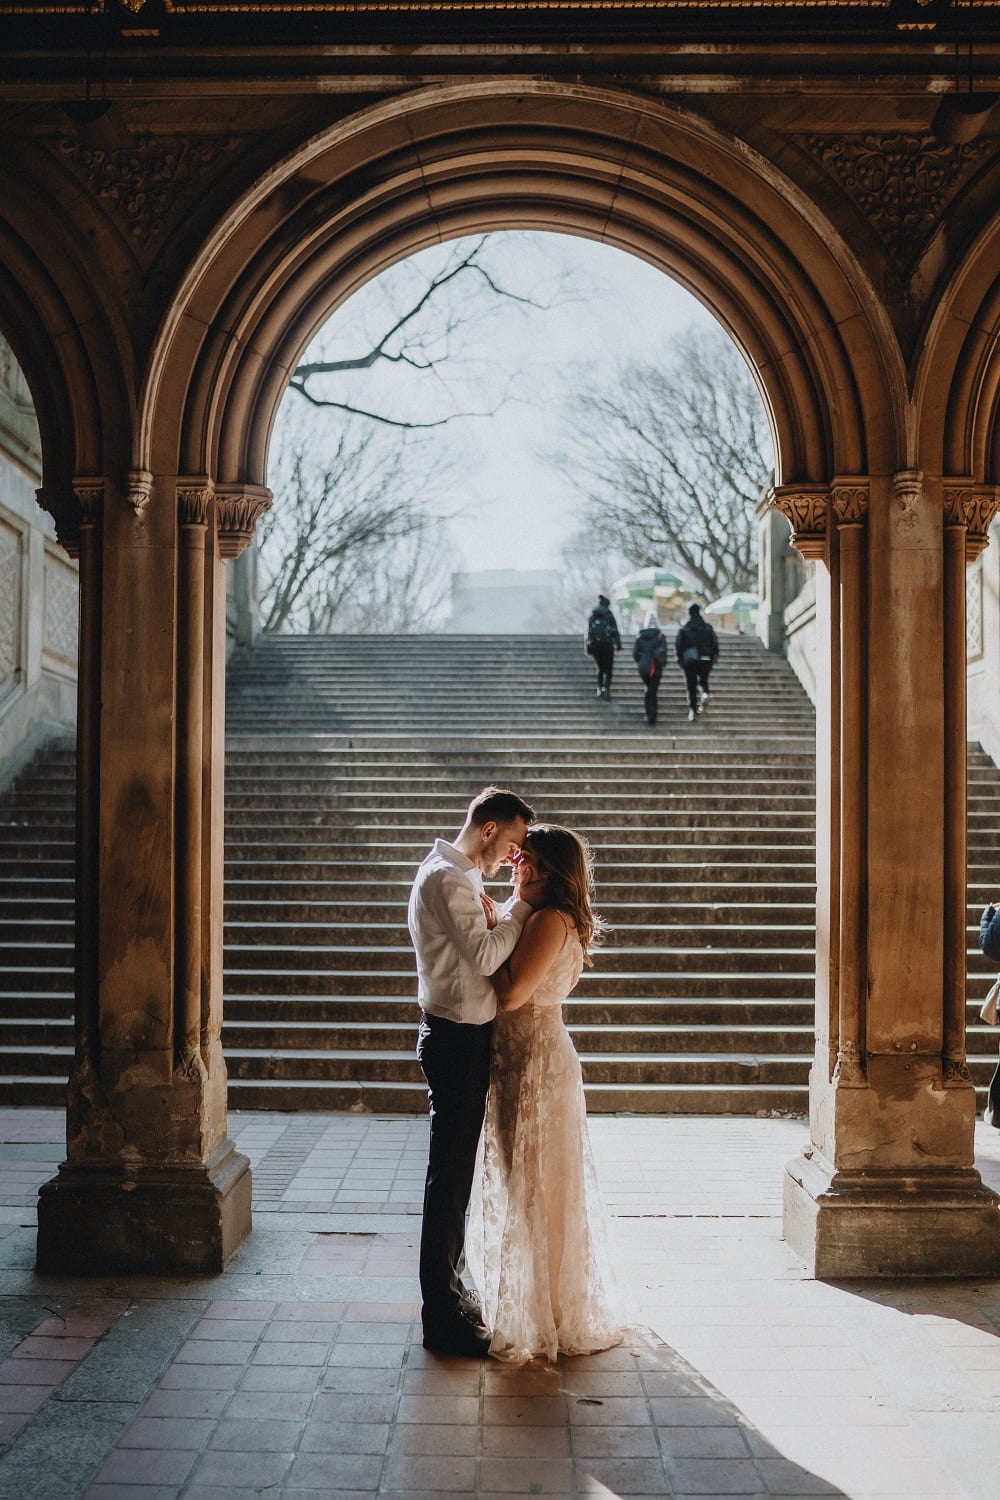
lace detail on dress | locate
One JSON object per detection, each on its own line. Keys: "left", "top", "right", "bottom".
{"left": 467, "top": 913, "right": 624, "bottom": 1364}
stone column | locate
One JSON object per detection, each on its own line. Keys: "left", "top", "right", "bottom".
{"left": 780, "top": 471, "right": 1000, "bottom": 1278}
{"left": 35, "top": 473, "right": 269, "bottom": 1274}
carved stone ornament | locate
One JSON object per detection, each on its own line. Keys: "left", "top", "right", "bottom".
{"left": 943, "top": 480, "right": 1000, "bottom": 562}
{"left": 943, "top": 1053, "right": 973, "bottom": 1086}
{"left": 128, "top": 470, "right": 153, "bottom": 517}
{"left": 177, "top": 481, "right": 213, "bottom": 529}
{"left": 802, "top": 133, "right": 995, "bottom": 273}
{"left": 57, "top": 134, "right": 240, "bottom": 249}
{"left": 215, "top": 484, "right": 273, "bottom": 560}
{"left": 768, "top": 484, "right": 829, "bottom": 561}
{"left": 891, "top": 469, "right": 922, "bottom": 526}
{"left": 831, "top": 478, "right": 870, "bottom": 527}
{"left": 37, "top": 480, "right": 103, "bottom": 560}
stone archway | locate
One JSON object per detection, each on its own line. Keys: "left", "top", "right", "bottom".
{"left": 7, "top": 79, "right": 999, "bottom": 1274}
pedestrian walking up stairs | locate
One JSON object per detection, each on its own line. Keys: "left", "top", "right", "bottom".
{"left": 3, "top": 632, "right": 1000, "bottom": 1115}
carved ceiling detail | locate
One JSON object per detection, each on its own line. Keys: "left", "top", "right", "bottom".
{"left": 801, "top": 133, "right": 995, "bottom": 272}
{"left": 57, "top": 133, "right": 240, "bottom": 247}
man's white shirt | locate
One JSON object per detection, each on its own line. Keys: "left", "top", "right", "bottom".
{"left": 408, "top": 838, "right": 531, "bottom": 1024}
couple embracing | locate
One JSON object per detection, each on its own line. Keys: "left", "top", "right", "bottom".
{"left": 407, "top": 786, "right": 623, "bottom": 1365}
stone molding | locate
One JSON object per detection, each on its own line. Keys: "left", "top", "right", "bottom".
{"left": 943, "top": 479, "right": 1000, "bottom": 563}
{"left": 215, "top": 484, "right": 272, "bottom": 560}
{"left": 769, "top": 483, "right": 829, "bottom": 560}
{"left": 833, "top": 1038, "right": 865, "bottom": 1087}
{"left": 176, "top": 480, "right": 213, "bottom": 529}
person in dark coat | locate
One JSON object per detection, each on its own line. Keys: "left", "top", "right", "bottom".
{"left": 585, "top": 594, "right": 622, "bottom": 699}
{"left": 980, "top": 902, "right": 1000, "bottom": 1127}
{"left": 632, "top": 611, "right": 668, "bottom": 725}
{"left": 675, "top": 602, "right": 719, "bottom": 722}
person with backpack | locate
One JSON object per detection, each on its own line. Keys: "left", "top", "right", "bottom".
{"left": 632, "top": 611, "right": 668, "bottom": 726}
{"left": 675, "top": 602, "right": 719, "bottom": 722}
{"left": 584, "top": 594, "right": 622, "bottom": 699}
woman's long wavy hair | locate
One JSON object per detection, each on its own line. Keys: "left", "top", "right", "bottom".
{"left": 523, "top": 823, "right": 607, "bottom": 966}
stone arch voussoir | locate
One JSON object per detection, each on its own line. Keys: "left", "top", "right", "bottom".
{"left": 141, "top": 83, "right": 902, "bottom": 502}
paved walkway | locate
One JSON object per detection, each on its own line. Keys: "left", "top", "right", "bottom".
{"left": 2, "top": 1110, "right": 1000, "bottom": 1500}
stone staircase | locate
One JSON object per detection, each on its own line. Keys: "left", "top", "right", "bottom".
{"left": 2, "top": 631, "right": 1000, "bottom": 1114}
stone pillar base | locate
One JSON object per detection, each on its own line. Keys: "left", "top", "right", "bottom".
{"left": 36, "top": 1140, "right": 252, "bottom": 1275}
{"left": 784, "top": 1146, "right": 1000, "bottom": 1279}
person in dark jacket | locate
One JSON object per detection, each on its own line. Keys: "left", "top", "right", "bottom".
{"left": 980, "top": 902, "right": 1000, "bottom": 1126}
{"left": 632, "top": 611, "right": 668, "bottom": 725}
{"left": 675, "top": 602, "right": 719, "bottom": 722}
{"left": 585, "top": 594, "right": 622, "bottom": 699}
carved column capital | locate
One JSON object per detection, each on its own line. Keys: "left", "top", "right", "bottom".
{"left": 38, "top": 479, "right": 104, "bottom": 559}
{"left": 215, "top": 484, "right": 272, "bottom": 560}
{"left": 943, "top": 479, "right": 1000, "bottom": 562}
{"left": 831, "top": 477, "right": 870, "bottom": 527}
{"left": 128, "top": 469, "right": 154, "bottom": 517}
{"left": 768, "top": 484, "right": 829, "bottom": 560}
{"left": 177, "top": 478, "right": 213, "bottom": 529}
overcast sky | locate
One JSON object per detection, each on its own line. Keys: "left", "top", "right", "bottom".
{"left": 274, "top": 232, "right": 726, "bottom": 574}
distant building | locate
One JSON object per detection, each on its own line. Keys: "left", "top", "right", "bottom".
{"left": 445, "top": 568, "right": 561, "bottom": 633}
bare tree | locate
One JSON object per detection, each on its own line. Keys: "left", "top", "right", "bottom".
{"left": 551, "top": 322, "right": 774, "bottom": 598}
{"left": 257, "top": 424, "right": 451, "bottom": 634}
{"left": 531, "top": 529, "right": 635, "bottom": 633}
{"left": 287, "top": 236, "right": 566, "bottom": 429}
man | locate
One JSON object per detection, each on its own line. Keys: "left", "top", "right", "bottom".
{"left": 408, "top": 785, "right": 537, "bottom": 1357}
{"left": 675, "top": 601, "right": 719, "bottom": 722}
{"left": 585, "top": 593, "right": 622, "bottom": 699}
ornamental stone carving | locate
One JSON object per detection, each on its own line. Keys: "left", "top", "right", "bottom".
{"left": 831, "top": 479, "right": 870, "bottom": 527}
{"left": 891, "top": 469, "right": 922, "bottom": 527}
{"left": 802, "top": 133, "right": 994, "bottom": 272}
{"left": 128, "top": 470, "right": 154, "bottom": 517}
{"left": 943, "top": 480, "right": 1000, "bottom": 562}
{"left": 38, "top": 481, "right": 103, "bottom": 559}
{"left": 215, "top": 485, "right": 273, "bottom": 560}
{"left": 177, "top": 482, "right": 213, "bottom": 529}
{"left": 57, "top": 134, "right": 240, "bottom": 248}
{"left": 768, "top": 484, "right": 828, "bottom": 560}
{"left": 833, "top": 1040, "right": 865, "bottom": 1087}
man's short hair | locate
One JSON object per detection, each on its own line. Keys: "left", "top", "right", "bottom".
{"left": 467, "top": 786, "right": 535, "bottom": 828}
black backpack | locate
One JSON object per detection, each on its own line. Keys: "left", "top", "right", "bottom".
{"left": 588, "top": 613, "right": 614, "bottom": 647}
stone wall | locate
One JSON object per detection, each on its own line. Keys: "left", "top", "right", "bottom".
{"left": 0, "top": 335, "right": 77, "bottom": 787}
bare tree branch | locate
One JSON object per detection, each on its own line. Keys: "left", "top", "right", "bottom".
{"left": 549, "top": 322, "right": 772, "bottom": 599}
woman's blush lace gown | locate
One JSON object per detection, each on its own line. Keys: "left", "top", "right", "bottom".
{"left": 468, "top": 913, "right": 624, "bottom": 1364}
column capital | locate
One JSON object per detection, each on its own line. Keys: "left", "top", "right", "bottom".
{"left": 215, "top": 483, "right": 272, "bottom": 560}
{"left": 831, "top": 477, "right": 870, "bottom": 526}
{"left": 37, "top": 478, "right": 104, "bottom": 559}
{"left": 942, "top": 479, "right": 1000, "bottom": 562}
{"left": 768, "top": 483, "right": 829, "bottom": 560}
{"left": 176, "top": 477, "right": 213, "bottom": 529}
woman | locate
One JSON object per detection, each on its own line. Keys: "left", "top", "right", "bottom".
{"left": 469, "top": 823, "right": 624, "bottom": 1364}
{"left": 632, "top": 610, "right": 668, "bottom": 726}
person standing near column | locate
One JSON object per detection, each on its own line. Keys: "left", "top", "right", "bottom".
{"left": 585, "top": 594, "right": 622, "bottom": 699}
{"left": 408, "top": 785, "right": 537, "bottom": 1356}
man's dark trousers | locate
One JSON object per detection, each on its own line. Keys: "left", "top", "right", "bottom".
{"left": 416, "top": 1011, "right": 492, "bottom": 1330}
{"left": 683, "top": 660, "right": 711, "bottom": 711}
{"left": 592, "top": 644, "right": 615, "bottom": 694}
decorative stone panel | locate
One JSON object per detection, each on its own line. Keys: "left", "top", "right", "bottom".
{"left": 43, "top": 548, "right": 79, "bottom": 673}
{"left": 967, "top": 557, "right": 984, "bottom": 662}
{"left": 0, "top": 516, "right": 23, "bottom": 699}
{"left": 802, "top": 133, "right": 995, "bottom": 273}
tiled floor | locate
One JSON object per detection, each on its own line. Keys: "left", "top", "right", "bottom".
{"left": 2, "top": 1110, "right": 1000, "bottom": 1499}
